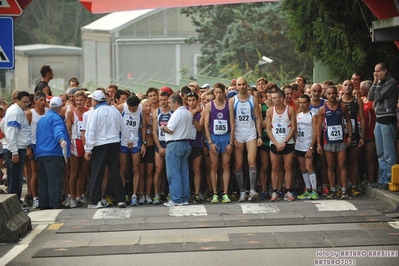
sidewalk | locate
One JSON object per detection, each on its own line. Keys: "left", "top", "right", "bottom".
{"left": 1, "top": 183, "right": 399, "bottom": 212}
{"left": 365, "top": 186, "right": 399, "bottom": 212}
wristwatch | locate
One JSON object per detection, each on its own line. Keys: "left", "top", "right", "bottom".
{"left": 283, "top": 139, "right": 287, "bottom": 144}
{"left": 143, "top": 141, "right": 147, "bottom": 145}
{"left": 309, "top": 146, "right": 313, "bottom": 150}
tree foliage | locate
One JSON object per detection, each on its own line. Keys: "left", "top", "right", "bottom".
{"left": 283, "top": 0, "right": 399, "bottom": 81}
{"left": 14, "top": 0, "right": 102, "bottom": 46}
{"left": 182, "top": 2, "right": 313, "bottom": 83}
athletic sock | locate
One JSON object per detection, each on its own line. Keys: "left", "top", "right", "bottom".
{"left": 302, "top": 172, "right": 311, "bottom": 191}
{"left": 309, "top": 172, "right": 317, "bottom": 191}
{"left": 235, "top": 169, "right": 244, "bottom": 193}
{"left": 249, "top": 167, "right": 257, "bottom": 191}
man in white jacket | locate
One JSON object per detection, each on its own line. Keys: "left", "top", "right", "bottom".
{"left": 84, "top": 91, "right": 133, "bottom": 208}
{"left": 1, "top": 91, "right": 32, "bottom": 202}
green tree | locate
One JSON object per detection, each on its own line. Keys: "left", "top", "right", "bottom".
{"left": 14, "top": 0, "right": 102, "bottom": 46}
{"left": 182, "top": 2, "right": 312, "bottom": 83}
{"left": 283, "top": 0, "right": 399, "bottom": 81}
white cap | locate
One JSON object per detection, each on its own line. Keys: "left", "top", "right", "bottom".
{"left": 49, "top": 97, "right": 62, "bottom": 107}
{"left": 91, "top": 91, "right": 106, "bottom": 101}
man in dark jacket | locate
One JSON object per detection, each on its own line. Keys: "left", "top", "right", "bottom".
{"left": 368, "top": 62, "right": 399, "bottom": 189}
{"left": 36, "top": 97, "right": 70, "bottom": 209}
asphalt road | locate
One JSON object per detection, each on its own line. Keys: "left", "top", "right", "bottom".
{"left": 1, "top": 187, "right": 398, "bottom": 266}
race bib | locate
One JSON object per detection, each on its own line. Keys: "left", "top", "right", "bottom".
{"left": 327, "top": 125, "right": 343, "bottom": 141}
{"left": 213, "top": 119, "right": 228, "bottom": 135}
{"left": 158, "top": 122, "right": 167, "bottom": 141}
{"left": 125, "top": 118, "right": 137, "bottom": 131}
{"left": 77, "top": 120, "right": 83, "bottom": 138}
{"left": 297, "top": 126, "right": 304, "bottom": 139}
{"left": 273, "top": 122, "right": 288, "bottom": 138}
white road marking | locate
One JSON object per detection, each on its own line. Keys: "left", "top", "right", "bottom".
{"left": 388, "top": 220, "right": 399, "bottom": 229}
{"left": 311, "top": 200, "right": 358, "bottom": 211}
{"left": 169, "top": 205, "right": 207, "bottom": 216}
{"left": 93, "top": 209, "right": 132, "bottom": 219}
{"left": 0, "top": 224, "right": 47, "bottom": 265}
{"left": 240, "top": 203, "right": 280, "bottom": 214}
{"left": 28, "top": 210, "right": 62, "bottom": 224}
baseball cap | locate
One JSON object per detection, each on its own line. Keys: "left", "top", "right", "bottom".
{"left": 160, "top": 86, "right": 173, "bottom": 96}
{"left": 50, "top": 97, "right": 62, "bottom": 107}
{"left": 91, "top": 90, "right": 106, "bottom": 101}
{"left": 46, "top": 95, "right": 52, "bottom": 102}
{"left": 227, "top": 90, "right": 238, "bottom": 99}
{"left": 200, "top": 83, "right": 211, "bottom": 89}
{"left": 231, "top": 79, "right": 237, "bottom": 85}
{"left": 67, "top": 87, "right": 80, "bottom": 95}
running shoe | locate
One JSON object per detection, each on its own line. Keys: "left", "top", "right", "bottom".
{"left": 125, "top": 195, "right": 129, "bottom": 203}
{"left": 341, "top": 191, "right": 349, "bottom": 200}
{"left": 77, "top": 197, "right": 88, "bottom": 207}
{"left": 70, "top": 199, "right": 78, "bottom": 208}
{"left": 284, "top": 191, "right": 295, "bottom": 201}
{"left": 117, "top": 202, "right": 126, "bottom": 208}
{"left": 270, "top": 192, "right": 279, "bottom": 202}
{"left": 206, "top": 193, "right": 214, "bottom": 202}
{"left": 322, "top": 187, "right": 330, "bottom": 197}
{"left": 153, "top": 195, "right": 160, "bottom": 205}
{"left": 351, "top": 187, "right": 361, "bottom": 196}
{"left": 230, "top": 192, "right": 238, "bottom": 201}
{"left": 336, "top": 188, "right": 342, "bottom": 197}
{"left": 101, "top": 198, "right": 110, "bottom": 207}
{"left": 88, "top": 201, "right": 103, "bottom": 209}
{"left": 105, "top": 196, "right": 114, "bottom": 206}
{"left": 297, "top": 191, "right": 311, "bottom": 200}
{"left": 238, "top": 192, "right": 246, "bottom": 202}
{"left": 183, "top": 201, "right": 189, "bottom": 205}
{"left": 145, "top": 195, "right": 153, "bottom": 204}
{"left": 63, "top": 196, "right": 71, "bottom": 207}
{"left": 166, "top": 194, "right": 172, "bottom": 201}
{"left": 326, "top": 191, "right": 336, "bottom": 199}
{"left": 163, "top": 201, "right": 183, "bottom": 207}
{"left": 310, "top": 191, "right": 319, "bottom": 200}
{"left": 24, "top": 194, "right": 33, "bottom": 207}
{"left": 138, "top": 195, "right": 145, "bottom": 205}
{"left": 130, "top": 195, "right": 138, "bottom": 206}
{"left": 199, "top": 191, "right": 205, "bottom": 201}
{"left": 222, "top": 194, "right": 231, "bottom": 203}
{"left": 193, "top": 194, "right": 201, "bottom": 204}
{"left": 32, "top": 197, "right": 39, "bottom": 209}
{"left": 211, "top": 194, "right": 219, "bottom": 204}
{"left": 248, "top": 190, "right": 259, "bottom": 201}
{"left": 260, "top": 190, "right": 268, "bottom": 200}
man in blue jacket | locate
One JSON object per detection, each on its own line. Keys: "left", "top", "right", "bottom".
{"left": 36, "top": 97, "right": 70, "bottom": 209}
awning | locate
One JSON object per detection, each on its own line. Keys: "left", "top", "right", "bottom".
{"left": 79, "top": 0, "right": 278, "bottom": 14}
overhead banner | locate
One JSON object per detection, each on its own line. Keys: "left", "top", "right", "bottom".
{"left": 80, "top": 0, "right": 279, "bottom": 14}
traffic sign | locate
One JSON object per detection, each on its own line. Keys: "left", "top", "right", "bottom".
{"left": 0, "top": 0, "right": 23, "bottom": 16}
{"left": 0, "top": 17, "right": 14, "bottom": 69}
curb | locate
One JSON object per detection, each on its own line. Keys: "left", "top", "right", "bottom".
{"left": 365, "top": 186, "right": 399, "bottom": 211}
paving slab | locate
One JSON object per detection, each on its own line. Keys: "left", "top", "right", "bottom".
{"left": 274, "top": 231, "right": 331, "bottom": 248}
{"left": 321, "top": 230, "right": 381, "bottom": 247}
{"left": 185, "top": 233, "right": 229, "bottom": 243}
{"left": 89, "top": 237, "right": 139, "bottom": 246}
{"left": 42, "top": 239, "right": 91, "bottom": 249}
{"left": 139, "top": 235, "right": 184, "bottom": 245}
{"left": 184, "top": 241, "right": 233, "bottom": 252}
{"left": 184, "top": 220, "right": 226, "bottom": 229}
{"left": 84, "top": 245, "right": 134, "bottom": 256}
{"left": 134, "top": 243, "right": 184, "bottom": 254}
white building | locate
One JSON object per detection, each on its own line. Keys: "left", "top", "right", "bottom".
{"left": 14, "top": 44, "right": 82, "bottom": 94}
{"left": 81, "top": 8, "right": 202, "bottom": 92}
